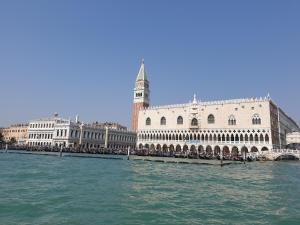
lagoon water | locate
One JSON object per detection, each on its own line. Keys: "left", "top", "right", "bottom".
{"left": 0, "top": 151, "right": 300, "bottom": 225}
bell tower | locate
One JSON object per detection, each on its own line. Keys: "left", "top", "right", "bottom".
{"left": 131, "top": 59, "right": 150, "bottom": 131}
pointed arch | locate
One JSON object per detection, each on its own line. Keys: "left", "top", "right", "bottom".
{"left": 150, "top": 144, "right": 155, "bottom": 150}
{"left": 235, "top": 134, "right": 239, "bottom": 142}
{"left": 208, "top": 114, "right": 215, "bottom": 124}
{"left": 252, "top": 114, "right": 261, "bottom": 125}
{"left": 191, "top": 118, "right": 198, "bottom": 126}
{"left": 160, "top": 117, "right": 166, "bottom": 125}
{"left": 201, "top": 134, "right": 205, "bottom": 141}
{"left": 228, "top": 115, "right": 236, "bottom": 125}
{"left": 162, "top": 144, "right": 168, "bottom": 152}
{"left": 179, "top": 134, "right": 182, "bottom": 140}
{"left": 240, "top": 134, "right": 244, "bottom": 142}
{"left": 223, "top": 146, "right": 230, "bottom": 155}
{"left": 175, "top": 144, "right": 181, "bottom": 153}
{"left": 146, "top": 117, "right": 151, "bottom": 125}
{"left": 231, "top": 134, "right": 234, "bottom": 142}
{"left": 232, "top": 146, "right": 239, "bottom": 156}
{"left": 177, "top": 116, "right": 183, "bottom": 125}
{"left": 222, "top": 134, "right": 225, "bottom": 142}
{"left": 226, "top": 134, "right": 230, "bottom": 142}
{"left": 265, "top": 134, "right": 269, "bottom": 143}
{"left": 250, "top": 134, "right": 254, "bottom": 142}
{"left": 169, "top": 144, "right": 175, "bottom": 153}
{"left": 198, "top": 145, "right": 204, "bottom": 153}
{"left": 260, "top": 134, "right": 264, "bottom": 142}
{"left": 183, "top": 145, "right": 188, "bottom": 152}
{"left": 214, "top": 146, "right": 221, "bottom": 155}
{"left": 206, "top": 145, "right": 212, "bottom": 154}
{"left": 156, "top": 144, "right": 161, "bottom": 150}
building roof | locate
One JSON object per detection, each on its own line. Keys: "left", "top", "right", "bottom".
{"left": 136, "top": 59, "right": 148, "bottom": 81}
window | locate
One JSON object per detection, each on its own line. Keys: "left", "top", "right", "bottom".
{"left": 146, "top": 117, "right": 151, "bottom": 125}
{"left": 191, "top": 118, "right": 198, "bottom": 126}
{"left": 228, "top": 115, "right": 236, "bottom": 125}
{"left": 252, "top": 114, "right": 261, "bottom": 125}
{"left": 208, "top": 114, "right": 215, "bottom": 124}
{"left": 160, "top": 117, "right": 166, "bottom": 125}
{"left": 177, "top": 116, "right": 183, "bottom": 125}
{"left": 135, "top": 92, "right": 142, "bottom": 97}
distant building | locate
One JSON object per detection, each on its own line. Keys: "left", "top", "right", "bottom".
{"left": 92, "top": 121, "right": 127, "bottom": 131}
{"left": 286, "top": 132, "right": 300, "bottom": 144}
{"left": 27, "top": 114, "right": 136, "bottom": 149}
{"left": 1, "top": 124, "right": 28, "bottom": 145}
{"left": 132, "top": 61, "right": 300, "bottom": 154}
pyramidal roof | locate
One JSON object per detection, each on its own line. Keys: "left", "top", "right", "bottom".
{"left": 136, "top": 59, "right": 148, "bottom": 81}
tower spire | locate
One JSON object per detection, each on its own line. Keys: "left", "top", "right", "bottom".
{"left": 136, "top": 59, "right": 147, "bottom": 81}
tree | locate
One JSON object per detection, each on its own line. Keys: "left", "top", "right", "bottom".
{"left": 9, "top": 137, "right": 17, "bottom": 145}
{"left": 0, "top": 132, "right": 3, "bottom": 143}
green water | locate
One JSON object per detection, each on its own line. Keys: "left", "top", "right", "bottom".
{"left": 0, "top": 151, "right": 300, "bottom": 225}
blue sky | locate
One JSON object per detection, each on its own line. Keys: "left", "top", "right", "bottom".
{"left": 0, "top": 0, "right": 299, "bottom": 127}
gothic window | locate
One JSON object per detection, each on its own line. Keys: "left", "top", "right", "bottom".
{"left": 146, "top": 117, "right": 151, "bottom": 126}
{"left": 252, "top": 114, "right": 261, "bottom": 125}
{"left": 177, "top": 116, "right": 183, "bottom": 125}
{"left": 228, "top": 115, "right": 236, "bottom": 125}
{"left": 191, "top": 118, "right": 198, "bottom": 126}
{"left": 160, "top": 117, "right": 166, "bottom": 125}
{"left": 208, "top": 114, "right": 215, "bottom": 124}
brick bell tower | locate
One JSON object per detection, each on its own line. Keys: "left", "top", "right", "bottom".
{"left": 132, "top": 59, "right": 150, "bottom": 131}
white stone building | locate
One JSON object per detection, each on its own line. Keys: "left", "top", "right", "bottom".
{"left": 286, "top": 132, "right": 300, "bottom": 145}
{"left": 132, "top": 61, "right": 300, "bottom": 155}
{"left": 27, "top": 114, "right": 136, "bottom": 149}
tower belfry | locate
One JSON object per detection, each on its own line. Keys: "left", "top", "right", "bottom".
{"left": 131, "top": 59, "right": 150, "bottom": 131}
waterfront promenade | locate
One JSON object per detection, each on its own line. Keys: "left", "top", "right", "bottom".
{"left": 2, "top": 145, "right": 300, "bottom": 162}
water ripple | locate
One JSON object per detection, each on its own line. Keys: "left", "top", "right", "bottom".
{"left": 0, "top": 153, "right": 300, "bottom": 225}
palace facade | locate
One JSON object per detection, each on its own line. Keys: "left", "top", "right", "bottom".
{"left": 132, "top": 61, "right": 300, "bottom": 155}
{"left": 27, "top": 114, "right": 136, "bottom": 149}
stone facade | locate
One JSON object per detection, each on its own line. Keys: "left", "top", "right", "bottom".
{"left": 134, "top": 64, "right": 300, "bottom": 155}
{"left": 286, "top": 132, "right": 300, "bottom": 145}
{"left": 27, "top": 114, "right": 137, "bottom": 149}
{"left": 1, "top": 124, "right": 28, "bottom": 145}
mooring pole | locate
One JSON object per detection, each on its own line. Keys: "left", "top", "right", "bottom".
{"left": 60, "top": 145, "right": 63, "bottom": 157}
{"left": 244, "top": 149, "right": 246, "bottom": 164}
{"left": 220, "top": 148, "right": 223, "bottom": 167}
{"left": 127, "top": 146, "right": 130, "bottom": 160}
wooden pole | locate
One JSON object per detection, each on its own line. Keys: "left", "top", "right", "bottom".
{"left": 220, "top": 148, "right": 223, "bottom": 167}
{"left": 127, "top": 146, "right": 130, "bottom": 160}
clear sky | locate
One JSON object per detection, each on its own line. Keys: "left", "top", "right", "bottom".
{"left": 0, "top": 0, "right": 299, "bottom": 128}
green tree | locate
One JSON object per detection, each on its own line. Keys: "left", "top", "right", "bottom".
{"left": 0, "top": 132, "right": 3, "bottom": 143}
{"left": 9, "top": 137, "right": 17, "bottom": 145}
